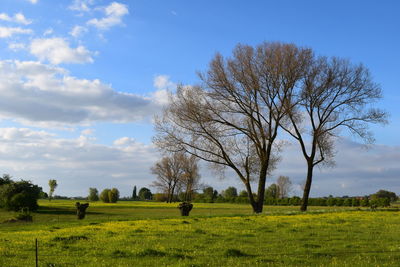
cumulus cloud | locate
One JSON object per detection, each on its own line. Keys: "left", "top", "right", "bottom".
{"left": 8, "top": 42, "right": 26, "bottom": 51}
{"left": 275, "top": 138, "right": 400, "bottom": 197}
{"left": 0, "top": 127, "right": 158, "bottom": 197}
{"left": 0, "top": 26, "right": 32, "bottom": 38}
{"left": 0, "top": 12, "right": 32, "bottom": 25}
{"left": 1, "top": 127, "right": 398, "bottom": 197}
{"left": 29, "top": 38, "right": 94, "bottom": 64}
{"left": 69, "top": 0, "right": 94, "bottom": 12}
{"left": 26, "top": 0, "right": 38, "bottom": 4}
{"left": 87, "top": 2, "right": 128, "bottom": 30}
{"left": 70, "top": 25, "right": 88, "bottom": 38}
{"left": 0, "top": 60, "right": 166, "bottom": 127}
{"left": 43, "top": 28, "right": 53, "bottom": 36}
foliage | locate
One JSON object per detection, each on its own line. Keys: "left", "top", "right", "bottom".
{"left": 100, "top": 189, "right": 111, "bottom": 203}
{"left": 109, "top": 188, "right": 120, "bottom": 203}
{"left": 48, "top": 179, "right": 58, "bottom": 201}
{"left": 265, "top": 184, "right": 279, "bottom": 199}
{"left": 370, "top": 190, "right": 398, "bottom": 202}
{"left": 88, "top": 188, "right": 99, "bottom": 201}
{"left": 132, "top": 186, "right": 137, "bottom": 200}
{"left": 222, "top": 187, "right": 238, "bottom": 199}
{"left": 138, "top": 187, "right": 152, "bottom": 200}
{"left": 15, "top": 207, "right": 32, "bottom": 221}
{"left": 0, "top": 178, "right": 42, "bottom": 211}
{"left": 0, "top": 174, "right": 12, "bottom": 186}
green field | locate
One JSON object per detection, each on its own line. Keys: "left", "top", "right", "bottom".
{"left": 1, "top": 200, "right": 400, "bottom": 266}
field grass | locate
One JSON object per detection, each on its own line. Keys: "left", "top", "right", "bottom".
{"left": 1, "top": 200, "right": 400, "bottom": 266}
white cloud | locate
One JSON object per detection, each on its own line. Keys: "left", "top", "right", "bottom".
{"left": 43, "top": 28, "right": 53, "bottom": 36}
{"left": 0, "top": 60, "right": 166, "bottom": 127}
{"left": 275, "top": 138, "right": 400, "bottom": 197}
{"left": 0, "top": 127, "right": 158, "bottom": 197}
{"left": 69, "top": 0, "right": 95, "bottom": 12}
{"left": 0, "top": 12, "right": 32, "bottom": 25}
{"left": 26, "top": 0, "right": 38, "bottom": 4}
{"left": 113, "top": 137, "right": 135, "bottom": 146}
{"left": 153, "top": 75, "right": 175, "bottom": 90}
{"left": 0, "top": 127, "right": 398, "bottom": 198}
{"left": 0, "top": 27, "right": 32, "bottom": 38}
{"left": 87, "top": 2, "right": 128, "bottom": 30}
{"left": 8, "top": 42, "right": 26, "bottom": 51}
{"left": 81, "top": 129, "right": 94, "bottom": 136}
{"left": 70, "top": 25, "right": 88, "bottom": 38}
{"left": 29, "top": 38, "right": 94, "bottom": 64}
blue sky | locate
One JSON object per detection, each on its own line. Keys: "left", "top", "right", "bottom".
{"left": 0, "top": 0, "right": 399, "bottom": 197}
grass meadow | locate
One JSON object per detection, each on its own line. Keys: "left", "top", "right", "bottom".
{"left": 1, "top": 200, "right": 400, "bottom": 266}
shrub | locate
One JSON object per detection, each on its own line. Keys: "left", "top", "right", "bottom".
{"left": 360, "top": 197, "right": 369, "bottom": 207}
{"left": 88, "top": 188, "right": 99, "bottom": 201}
{"left": 327, "top": 198, "right": 336, "bottom": 206}
{"left": 343, "top": 198, "right": 352, "bottom": 206}
{"left": 289, "top": 196, "right": 301, "bottom": 206}
{"left": 100, "top": 189, "right": 111, "bottom": 203}
{"left": 352, "top": 198, "right": 360, "bottom": 207}
{"left": 109, "top": 188, "right": 119, "bottom": 203}
{"left": 0, "top": 179, "right": 42, "bottom": 211}
{"left": 138, "top": 187, "right": 152, "bottom": 200}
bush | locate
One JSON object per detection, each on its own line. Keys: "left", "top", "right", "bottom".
{"left": 100, "top": 189, "right": 111, "bottom": 203}
{"left": 138, "top": 187, "right": 152, "bottom": 200}
{"left": 343, "top": 198, "right": 352, "bottom": 206}
{"left": 289, "top": 196, "right": 301, "bottom": 206}
{"left": 88, "top": 188, "right": 99, "bottom": 201}
{"left": 153, "top": 193, "right": 168, "bottom": 202}
{"left": 109, "top": 188, "right": 119, "bottom": 203}
{"left": 360, "top": 197, "right": 369, "bottom": 207}
{"left": 352, "top": 198, "right": 360, "bottom": 207}
{"left": 0, "top": 179, "right": 42, "bottom": 211}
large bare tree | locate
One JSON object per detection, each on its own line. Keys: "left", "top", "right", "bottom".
{"left": 281, "top": 57, "right": 387, "bottom": 211}
{"left": 154, "top": 42, "right": 312, "bottom": 213}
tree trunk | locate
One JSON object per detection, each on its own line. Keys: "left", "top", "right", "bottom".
{"left": 300, "top": 161, "right": 314, "bottom": 212}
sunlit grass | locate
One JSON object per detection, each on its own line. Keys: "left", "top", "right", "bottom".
{"left": 1, "top": 200, "right": 399, "bottom": 266}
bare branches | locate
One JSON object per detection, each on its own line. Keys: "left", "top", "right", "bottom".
{"left": 154, "top": 42, "right": 313, "bottom": 213}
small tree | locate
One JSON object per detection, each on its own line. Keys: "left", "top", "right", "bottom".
{"left": 276, "top": 176, "right": 292, "bottom": 198}
{"left": 109, "top": 188, "right": 119, "bottom": 203}
{"left": 88, "top": 188, "right": 99, "bottom": 201}
{"left": 265, "top": 184, "right": 280, "bottom": 199}
{"left": 0, "top": 174, "right": 12, "bottom": 186}
{"left": 48, "top": 179, "right": 58, "bottom": 201}
{"left": 371, "top": 190, "right": 398, "bottom": 202}
{"left": 132, "top": 186, "right": 137, "bottom": 200}
{"left": 100, "top": 189, "right": 111, "bottom": 203}
{"left": 139, "top": 187, "right": 152, "bottom": 200}
{"left": 0, "top": 179, "right": 42, "bottom": 211}
{"left": 222, "top": 187, "right": 238, "bottom": 200}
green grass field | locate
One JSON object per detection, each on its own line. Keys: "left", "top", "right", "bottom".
{"left": 1, "top": 200, "right": 400, "bottom": 266}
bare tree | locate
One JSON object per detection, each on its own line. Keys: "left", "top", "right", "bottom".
{"left": 180, "top": 155, "right": 201, "bottom": 202}
{"left": 154, "top": 42, "right": 313, "bottom": 213}
{"left": 150, "top": 153, "right": 185, "bottom": 203}
{"left": 281, "top": 57, "right": 387, "bottom": 211}
{"left": 276, "top": 176, "right": 292, "bottom": 198}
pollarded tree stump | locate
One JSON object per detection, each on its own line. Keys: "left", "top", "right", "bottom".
{"left": 178, "top": 202, "right": 193, "bottom": 216}
{"left": 75, "top": 202, "right": 89, "bottom": 220}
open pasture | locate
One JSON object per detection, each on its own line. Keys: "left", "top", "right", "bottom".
{"left": 1, "top": 201, "right": 399, "bottom": 266}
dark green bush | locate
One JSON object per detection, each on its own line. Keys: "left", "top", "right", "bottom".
{"left": 100, "top": 189, "right": 111, "bottom": 203}
{"left": 0, "top": 180, "right": 42, "bottom": 211}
